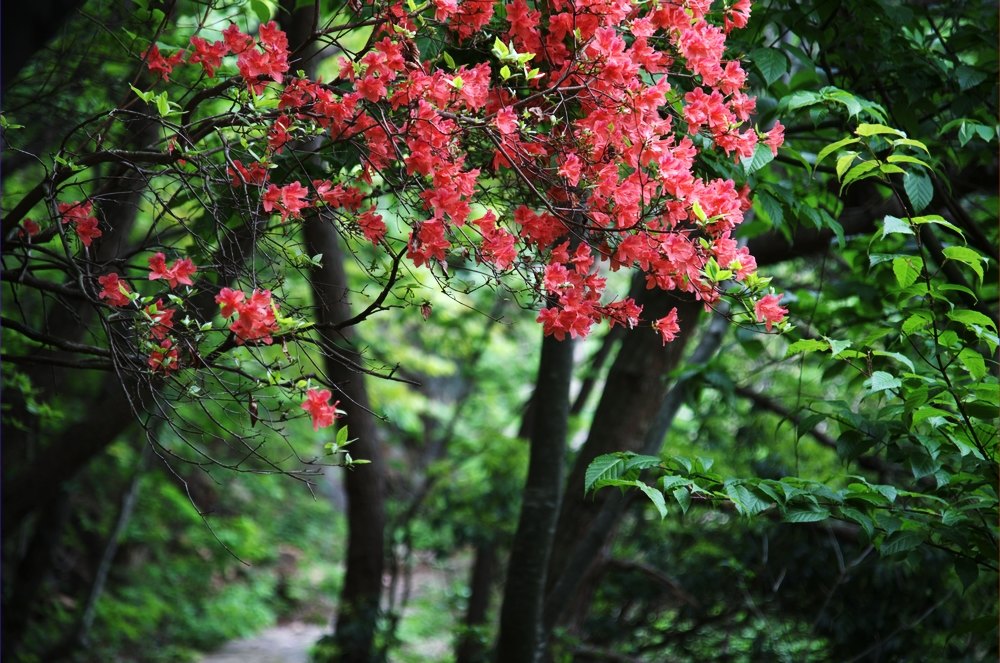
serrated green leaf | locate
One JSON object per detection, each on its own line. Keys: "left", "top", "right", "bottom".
{"left": 584, "top": 454, "right": 624, "bottom": 494}
{"left": 880, "top": 215, "right": 914, "bottom": 239}
{"left": 866, "top": 371, "right": 901, "bottom": 394}
{"left": 892, "top": 256, "right": 923, "bottom": 288}
{"left": 636, "top": 481, "right": 668, "bottom": 519}
{"left": 903, "top": 170, "right": 933, "bottom": 213}
{"left": 783, "top": 505, "right": 830, "bottom": 523}
{"left": 886, "top": 154, "right": 930, "bottom": 169}
{"left": 842, "top": 159, "right": 880, "bottom": 189}
{"left": 958, "top": 348, "right": 987, "bottom": 379}
{"left": 724, "top": 481, "right": 771, "bottom": 517}
{"left": 947, "top": 308, "right": 997, "bottom": 332}
{"left": 835, "top": 152, "right": 859, "bottom": 180}
{"left": 742, "top": 142, "right": 775, "bottom": 176}
{"left": 879, "top": 531, "right": 924, "bottom": 555}
{"left": 672, "top": 487, "right": 691, "bottom": 514}
{"left": 827, "top": 337, "right": 853, "bottom": 357}
{"left": 942, "top": 245, "right": 985, "bottom": 283}
{"left": 902, "top": 311, "right": 932, "bottom": 334}
{"left": 749, "top": 47, "right": 788, "bottom": 86}
{"left": 891, "top": 137, "right": 930, "bottom": 153}
{"left": 839, "top": 507, "right": 875, "bottom": 539}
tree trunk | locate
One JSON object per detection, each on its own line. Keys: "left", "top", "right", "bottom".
{"left": 455, "top": 543, "right": 498, "bottom": 663}
{"left": 279, "top": 6, "right": 387, "bottom": 660}
{"left": 495, "top": 330, "right": 574, "bottom": 662}
{"left": 544, "top": 311, "right": 730, "bottom": 632}
{"left": 303, "top": 216, "right": 386, "bottom": 663}
{"left": 541, "top": 285, "right": 703, "bottom": 640}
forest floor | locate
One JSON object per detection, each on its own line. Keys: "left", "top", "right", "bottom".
{"left": 198, "top": 554, "right": 461, "bottom": 663}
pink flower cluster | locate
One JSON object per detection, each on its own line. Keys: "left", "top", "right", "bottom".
{"left": 301, "top": 388, "right": 340, "bottom": 431}
{"left": 215, "top": 287, "right": 280, "bottom": 345}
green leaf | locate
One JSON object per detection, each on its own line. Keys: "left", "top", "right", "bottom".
{"left": 903, "top": 170, "right": 934, "bottom": 213}
{"left": 785, "top": 339, "right": 829, "bottom": 357}
{"left": 947, "top": 308, "right": 997, "bottom": 332}
{"left": 958, "top": 348, "right": 988, "bottom": 379}
{"left": 892, "top": 256, "right": 923, "bottom": 288}
{"left": 442, "top": 51, "right": 456, "bottom": 69}
{"left": 886, "top": 154, "right": 931, "bottom": 169}
{"left": 624, "top": 454, "right": 663, "bottom": 473}
{"left": 865, "top": 371, "right": 901, "bottom": 394}
{"left": 749, "top": 47, "right": 788, "bottom": 86}
{"left": 815, "top": 136, "right": 861, "bottom": 168}
{"left": 942, "top": 245, "right": 985, "bottom": 283}
{"left": 835, "top": 152, "right": 859, "bottom": 180}
{"left": 783, "top": 505, "right": 831, "bottom": 523}
{"left": 741, "top": 142, "right": 775, "bottom": 176}
{"left": 635, "top": 481, "right": 668, "bottom": 519}
{"left": 155, "top": 92, "right": 170, "bottom": 117}
{"left": 880, "top": 215, "right": 914, "bottom": 239}
{"left": 855, "top": 123, "right": 906, "bottom": 138}
{"left": 250, "top": 0, "right": 271, "bottom": 22}
{"left": 839, "top": 507, "right": 875, "bottom": 539}
{"left": 890, "top": 137, "right": 930, "bottom": 153}
{"left": 902, "top": 311, "right": 932, "bottom": 334}
{"left": 826, "top": 337, "right": 853, "bottom": 357}
{"left": 724, "top": 481, "right": 771, "bottom": 517}
{"left": 841, "top": 160, "right": 880, "bottom": 188}
{"left": 879, "top": 531, "right": 924, "bottom": 555}
{"left": 585, "top": 454, "right": 625, "bottom": 494}
{"left": 871, "top": 350, "right": 915, "bottom": 372}
{"left": 672, "top": 487, "right": 691, "bottom": 514}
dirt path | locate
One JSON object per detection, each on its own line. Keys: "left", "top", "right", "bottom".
{"left": 198, "top": 622, "right": 326, "bottom": 663}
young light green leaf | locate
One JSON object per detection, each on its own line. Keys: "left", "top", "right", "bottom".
{"left": 892, "top": 255, "right": 923, "bottom": 288}
{"left": 958, "top": 348, "right": 987, "bottom": 380}
{"left": 815, "top": 136, "right": 861, "bottom": 168}
{"left": 826, "top": 337, "right": 853, "bottom": 357}
{"left": 855, "top": 123, "right": 906, "bottom": 138}
{"left": 941, "top": 245, "right": 985, "bottom": 283}
{"left": 785, "top": 338, "right": 829, "bottom": 357}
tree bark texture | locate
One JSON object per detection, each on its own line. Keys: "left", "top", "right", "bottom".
{"left": 495, "top": 330, "right": 574, "bottom": 663}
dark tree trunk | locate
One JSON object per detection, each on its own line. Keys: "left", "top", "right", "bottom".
{"left": 495, "top": 330, "right": 574, "bottom": 662}
{"left": 279, "top": 6, "right": 387, "bottom": 661}
{"left": 455, "top": 543, "right": 498, "bottom": 663}
{"left": 541, "top": 285, "right": 703, "bottom": 637}
{"left": 544, "top": 311, "right": 731, "bottom": 633}
{"left": 303, "top": 216, "right": 386, "bottom": 663}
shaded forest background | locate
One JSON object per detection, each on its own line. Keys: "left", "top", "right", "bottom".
{"left": 1, "top": 0, "right": 997, "bottom": 662}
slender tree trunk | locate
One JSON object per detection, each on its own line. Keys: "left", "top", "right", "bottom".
{"left": 304, "top": 217, "right": 386, "bottom": 663}
{"left": 495, "top": 330, "right": 574, "bottom": 662}
{"left": 456, "top": 542, "right": 498, "bottom": 663}
{"left": 279, "top": 6, "right": 387, "bottom": 660}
